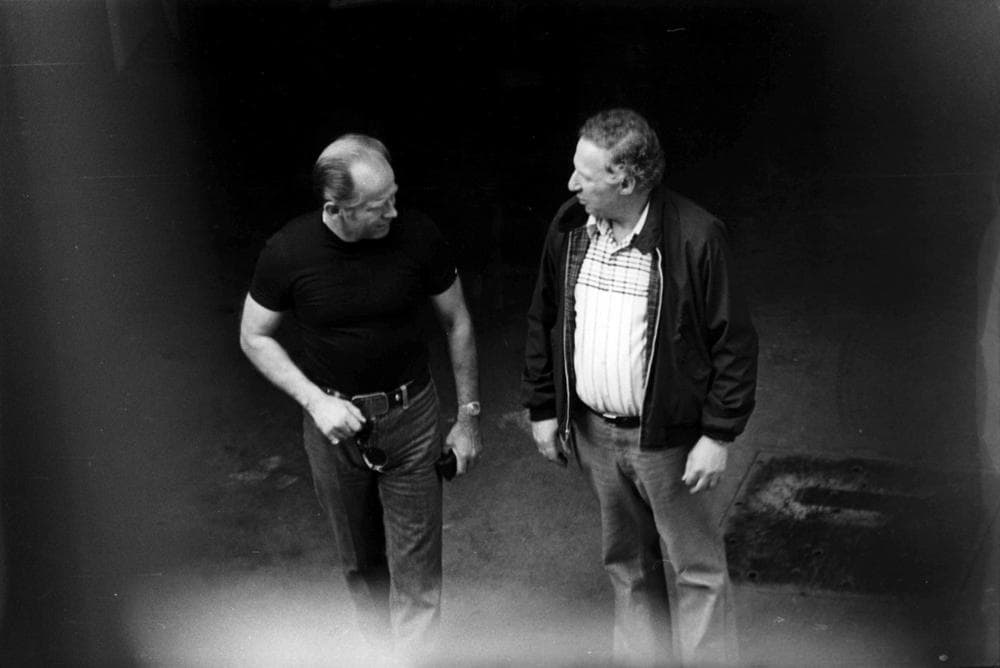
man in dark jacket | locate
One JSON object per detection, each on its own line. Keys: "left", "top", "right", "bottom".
{"left": 522, "top": 108, "right": 757, "bottom": 666}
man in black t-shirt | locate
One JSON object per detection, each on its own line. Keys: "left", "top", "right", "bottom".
{"left": 240, "top": 134, "right": 481, "bottom": 658}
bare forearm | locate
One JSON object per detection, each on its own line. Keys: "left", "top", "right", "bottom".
{"left": 442, "top": 315, "right": 482, "bottom": 473}
{"left": 445, "top": 317, "right": 479, "bottom": 405}
{"left": 240, "top": 334, "right": 325, "bottom": 411}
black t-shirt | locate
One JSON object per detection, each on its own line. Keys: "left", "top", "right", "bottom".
{"left": 249, "top": 209, "right": 457, "bottom": 395}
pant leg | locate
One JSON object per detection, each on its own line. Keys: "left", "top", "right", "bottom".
{"left": 628, "top": 444, "right": 739, "bottom": 666}
{"left": 372, "top": 380, "right": 443, "bottom": 657}
{"left": 574, "top": 411, "right": 673, "bottom": 666}
{"left": 302, "top": 412, "right": 391, "bottom": 644}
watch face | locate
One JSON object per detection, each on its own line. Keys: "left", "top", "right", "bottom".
{"left": 461, "top": 402, "right": 481, "bottom": 416}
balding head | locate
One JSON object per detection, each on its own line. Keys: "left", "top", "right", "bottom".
{"left": 312, "top": 134, "right": 392, "bottom": 208}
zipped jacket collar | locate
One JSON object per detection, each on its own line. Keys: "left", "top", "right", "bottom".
{"left": 557, "top": 185, "right": 672, "bottom": 254}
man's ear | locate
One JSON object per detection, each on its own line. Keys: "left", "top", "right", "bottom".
{"left": 323, "top": 201, "right": 340, "bottom": 216}
{"left": 618, "top": 177, "right": 635, "bottom": 195}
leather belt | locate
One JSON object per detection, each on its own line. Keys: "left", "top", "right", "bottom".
{"left": 586, "top": 405, "right": 640, "bottom": 429}
{"left": 323, "top": 370, "right": 431, "bottom": 418}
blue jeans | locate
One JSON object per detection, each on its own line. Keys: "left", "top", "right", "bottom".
{"left": 573, "top": 409, "right": 738, "bottom": 667}
{"left": 302, "top": 379, "right": 443, "bottom": 654}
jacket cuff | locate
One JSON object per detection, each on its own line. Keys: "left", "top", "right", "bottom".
{"left": 701, "top": 404, "right": 752, "bottom": 443}
{"left": 528, "top": 405, "right": 557, "bottom": 422}
{"left": 702, "top": 428, "right": 735, "bottom": 443}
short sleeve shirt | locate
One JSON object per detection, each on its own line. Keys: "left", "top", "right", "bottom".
{"left": 249, "top": 209, "right": 457, "bottom": 394}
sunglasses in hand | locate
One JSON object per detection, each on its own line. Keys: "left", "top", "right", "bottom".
{"left": 353, "top": 416, "right": 388, "bottom": 472}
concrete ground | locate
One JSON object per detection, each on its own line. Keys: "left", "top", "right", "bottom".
{"left": 2, "top": 11, "right": 998, "bottom": 668}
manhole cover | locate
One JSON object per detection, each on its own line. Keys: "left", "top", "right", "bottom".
{"left": 724, "top": 454, "right": 998, "bottom": 595}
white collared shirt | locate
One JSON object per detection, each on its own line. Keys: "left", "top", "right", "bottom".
{"left": 573, "top": 204, "right": 652, "bottom": 416}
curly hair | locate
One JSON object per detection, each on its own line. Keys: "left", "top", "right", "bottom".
{"left": 579, "top": 108, "right": 665, "bottom": 192}
{"left": 312, "top": 134, "right": 391, "bottom": 206}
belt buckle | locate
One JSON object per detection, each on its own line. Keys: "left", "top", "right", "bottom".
{"left": 352, "top": 392, "right": 390, "bottom": 417}
{"left": 602, "top": 413, "right": 637, "bottom": 428}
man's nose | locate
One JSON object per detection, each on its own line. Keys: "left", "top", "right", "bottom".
{"left": 385, "top": 202, "right": 398, "bottom": 219}
{"left": 568, "top": 171, "right": 580, "bottom": 192}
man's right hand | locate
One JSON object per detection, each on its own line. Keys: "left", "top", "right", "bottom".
{"left": 530, "top": 417, "right": 567, "bottom": 466}
{"left": 306, "top": 393, "right": 366, "bottom": 444}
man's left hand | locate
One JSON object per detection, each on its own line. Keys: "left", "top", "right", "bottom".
{"left": 445, "top": 416, "right": 481, "bottom": 476}
{"left": 682, "top": 435, "right": 728, "bottom": 494}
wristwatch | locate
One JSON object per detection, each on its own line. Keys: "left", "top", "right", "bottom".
{"left": 457, "top": 401, "right": 481, "bottom": 418}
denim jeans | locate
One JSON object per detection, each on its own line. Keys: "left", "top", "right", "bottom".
{"left": 302, "top": 378, "right": 443, "bottom": 656}
{"left": 573, "top": 409, "right": 738, "bottom": 667}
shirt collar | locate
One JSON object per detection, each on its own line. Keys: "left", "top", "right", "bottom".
{"left": 586, "top": 201, "right": 651, "bottom": 248}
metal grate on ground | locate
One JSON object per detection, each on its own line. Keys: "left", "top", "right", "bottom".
{"left": 723, "top": 452, "right": 999, "bottom": 596}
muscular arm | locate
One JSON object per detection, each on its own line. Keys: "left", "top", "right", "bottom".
{"left": 430, "top": 277, "right": 481, "bottom": 475}
{"left": 239, "top": 294, "right": 364, "bottom": 441}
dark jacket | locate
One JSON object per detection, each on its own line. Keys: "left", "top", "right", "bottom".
{"left": 521, "top": 185, "right": 758, "bottom": 449}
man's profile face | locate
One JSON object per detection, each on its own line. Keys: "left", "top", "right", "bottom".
{"left": 342, "top": 157, "right": 398, "bottom": 241}
{"left": 567, "top": 138, "right": 623, "bottom": 220}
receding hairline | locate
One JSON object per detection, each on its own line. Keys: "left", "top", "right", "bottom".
{"left": 316, "top": 133, "right": 391, "bottom": 165}
{"left": 312, "top": 134, "right": 393, "bottom": 206}
{"left": 580, "top": 123, "right": 644, "bottom": 162}
{"left": 316, "top": 137, "right": 385, "bottom": 169}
